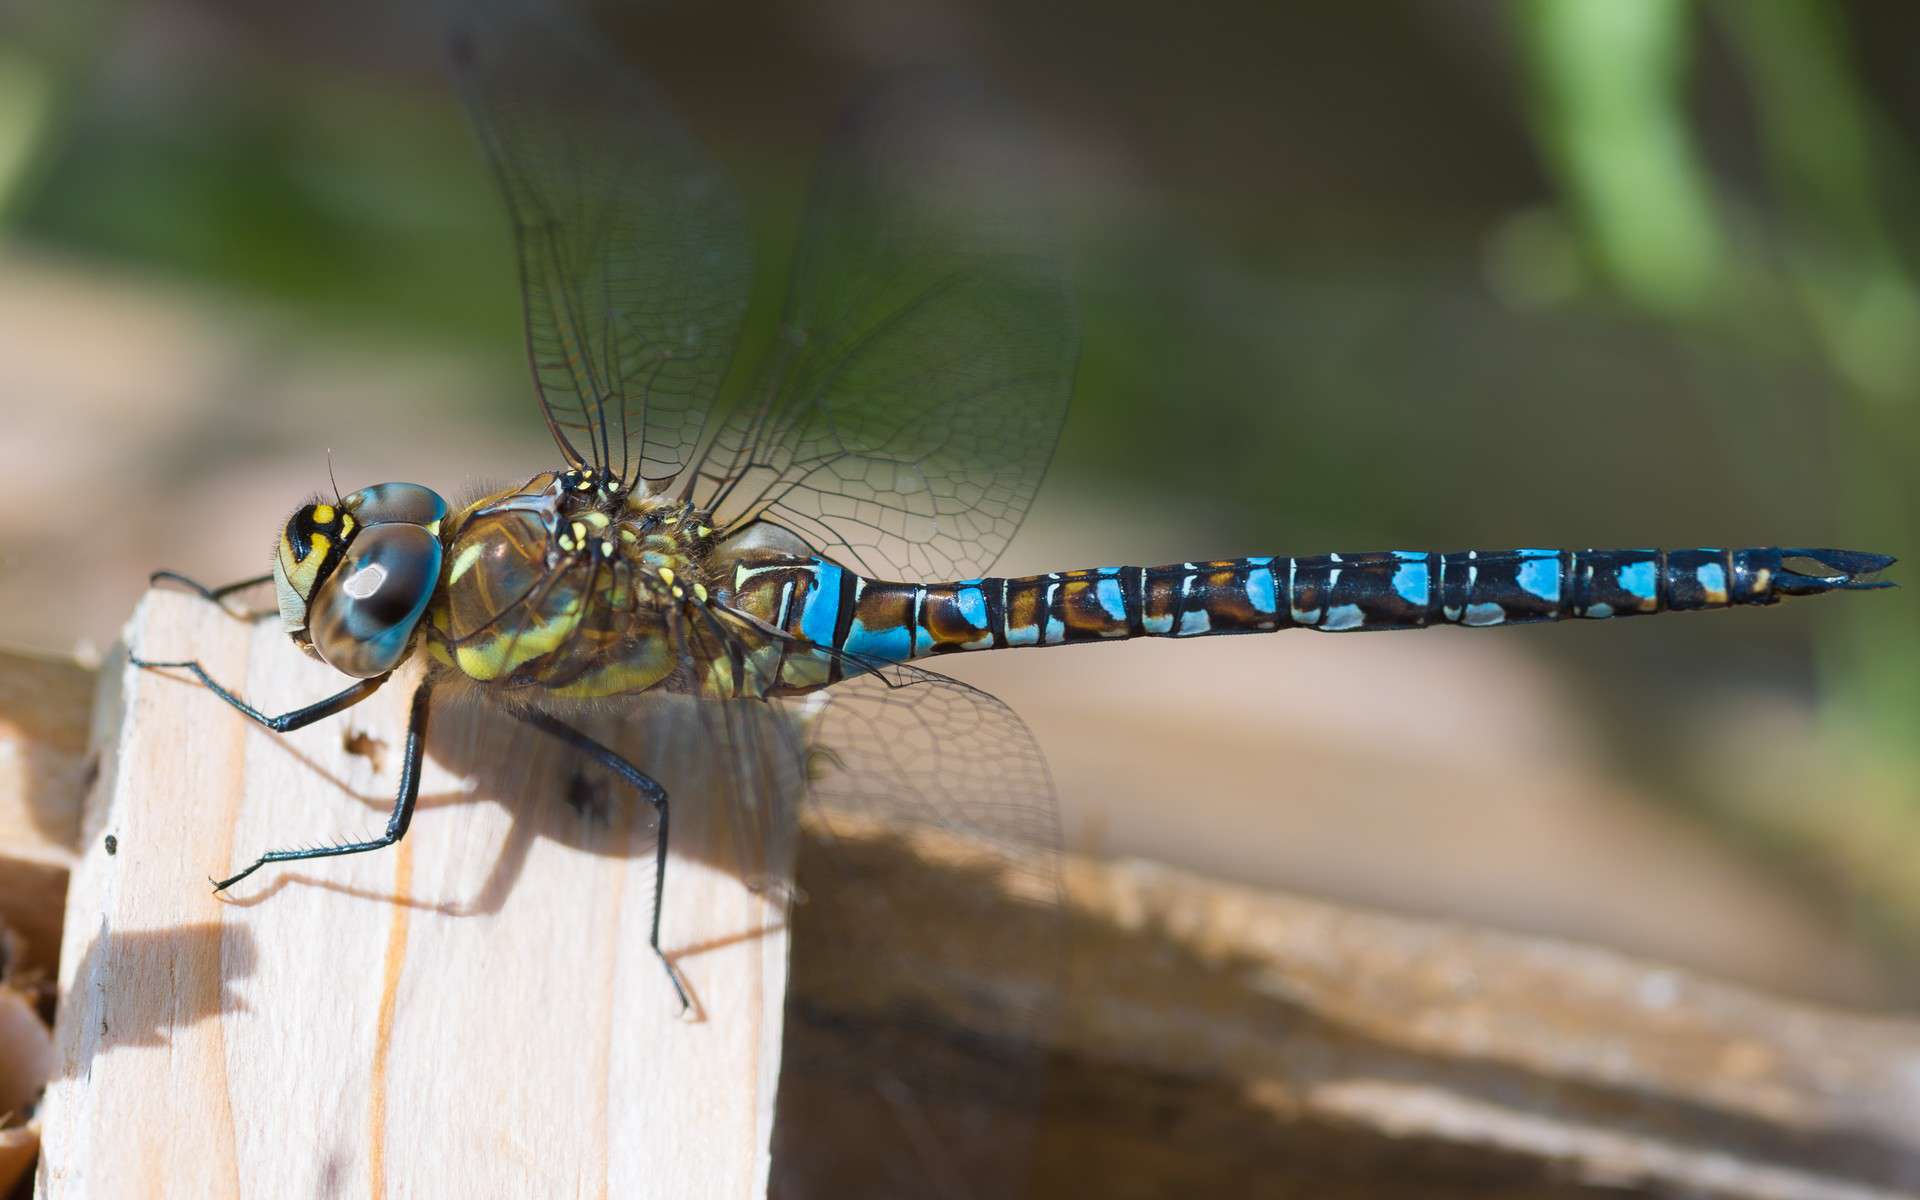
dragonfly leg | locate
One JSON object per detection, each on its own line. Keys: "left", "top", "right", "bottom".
{"left": 150, "top": 570, "right": 277, "bottom": 621}
{"left": 515, "top": 709, "right": 689, "bottom": 1014}
{"left": 212, "top": 682, "right": 432, "bottom": 892}
{"left": 129, "top": 650, "right": 390, "bottom": 733}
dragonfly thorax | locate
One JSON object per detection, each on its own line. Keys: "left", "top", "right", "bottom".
{"left": 423, "top": 471, "right": 724, "bottom": 695}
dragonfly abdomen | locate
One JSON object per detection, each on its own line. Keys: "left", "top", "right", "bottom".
{"left": 733, "top": 547, "right": 1892, "bottom": 665}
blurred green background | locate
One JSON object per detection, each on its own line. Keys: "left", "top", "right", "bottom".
{"left": 2, "top": 0, "right": 1917, "bottom": 1007}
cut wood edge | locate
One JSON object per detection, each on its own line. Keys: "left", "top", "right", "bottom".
{"left": 40, "top": 592, "right": 787, "bottom": 1199}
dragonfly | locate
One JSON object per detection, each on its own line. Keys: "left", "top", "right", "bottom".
{"left": 131, "top": 0, "right": 1894, "bottom": 1190}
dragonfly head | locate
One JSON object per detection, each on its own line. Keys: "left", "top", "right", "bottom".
{"left": 273, "top": 482, "right": 449, "bottom": 678}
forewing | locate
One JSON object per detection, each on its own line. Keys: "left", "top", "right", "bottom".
{"left": 701, "top": 85, "right": 1078, "bottom": 582}
{"left": 449, "top": 0, "right": 751, "bottom": 483}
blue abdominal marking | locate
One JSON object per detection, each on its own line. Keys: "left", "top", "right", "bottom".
{"left": 846, "top": 617, "right": 912, "bottom": 661}
{"left": 1391, "top": 552, "right": 1430, "bottom": 607}
{"left": 1142, "top": 583, "right": 1174, "bottom": 633}
{"left": 1246, "top": 565, "right": 1277, "bottom": 615}
{"left": 1516, "top": 551, "right": 1560, "bottom": 604}
{"left": 800, "top": 560, "right": 843, "bottom": 646}
{"left": 1006, "top": 616, "right": 1040, "bottom": 645}
{"left": 1094, "top": 575, "right": 1128, "bottom": 621}
{"left": 1463, "top": 602, "right": 1506, "bottom": 626}
{"left": 1618, "top": 560, "right": 1657, "bottom": 603}
{"left": 955, "top": 584, "right": 989, "bottom": 629}
{"left": 1696, "top": 562, "right": 1727, "bottom": 600}
{"left": 1321, "top": 603, "right": 1365, "bottom": 631}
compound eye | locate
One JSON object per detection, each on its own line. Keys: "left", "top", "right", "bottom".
{"left": 343, "top": 482, "right": 449, "bottom": 531}
{"left": 309, "top": 523, "right": 443, "bottom": 677}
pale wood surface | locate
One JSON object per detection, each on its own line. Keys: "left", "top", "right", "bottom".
{"left": 12, "top": 614, "right": 1920, "bottom": 1196}
{"left": 36, "top": 592, "right": 786, "bottom": 1199}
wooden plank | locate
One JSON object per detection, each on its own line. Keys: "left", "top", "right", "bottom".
{"left": 780, "top": 832, "right": 1920, "bottom": 1198}
{"left": 37, "top": 591, "right": 786, "bottom": 1199}
{"left": 16, "top": 611, "right": 1920, "bottom": 1196}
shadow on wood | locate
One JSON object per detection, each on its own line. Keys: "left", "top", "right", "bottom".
{"left": 7, "top": 606, "right": 1920, "bottom": 1197}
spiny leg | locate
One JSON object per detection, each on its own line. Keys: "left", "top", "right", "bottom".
{"left": 515, "top": 709, "right": 689, "bottom": 1013}
{"left": 129, "top": 650, "right": 390, "bottom": 733}
{"left": 149, "top": 570, "right": 275, "bottom": 620}
{"left": 213, "top": 682, "right": 433, "bottom": 892}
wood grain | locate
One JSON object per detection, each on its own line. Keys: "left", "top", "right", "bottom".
{"left": 775, "top": 828, "right": 1920, "bottom": 1199}
{"left": 37, "top": 591, "right": 786, "bottom": 1199}
{"left": 16, "top": 603, "right": 1920, "bottom": 1197}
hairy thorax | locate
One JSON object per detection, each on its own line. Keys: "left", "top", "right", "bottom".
{"left": 423, "top": 471, "right": 731, "bottom": 700}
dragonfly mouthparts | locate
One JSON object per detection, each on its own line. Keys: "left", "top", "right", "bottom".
{"left": 1774, "top": 547, "right": 1898, "bottom": 594}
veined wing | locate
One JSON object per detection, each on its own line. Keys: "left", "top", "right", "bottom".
{"left": 697, "top": 84, "right": 1079, "bottom": 582}
{"left": 449, "top": 0, "right": 751, "bottom": 484}
{"left": 670, "top": 609, "right": 1062, "bottom": 1194}
{"left": 777, "top": 660, "right": 1062, "bottom": 1196}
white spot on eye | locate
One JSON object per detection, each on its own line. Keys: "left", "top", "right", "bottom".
{"left": 344, "top": 563, "right": 388, "bottom": 600}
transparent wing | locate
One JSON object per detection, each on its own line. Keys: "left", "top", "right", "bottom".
{"left": 698, "top": 84, "right": 1079, "bottom": 582}
{"left": 772, "top": 651, "right": 1063, "bottom": 1195}
{"left": 666, "top": 610, "right": 1063, "bottom": 1193}
{"left": 448, "top": 0, "right": 752, "bottom": 483}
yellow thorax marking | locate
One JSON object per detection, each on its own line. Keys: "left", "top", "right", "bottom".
{"left": 548, "top": 637, "right": 674, "bottom": 699}
{"left": 453, "top": 593, "right": 584, "bottom": 680}
{"left": 448, "top": 541, "right": 485, "bottom": 583}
